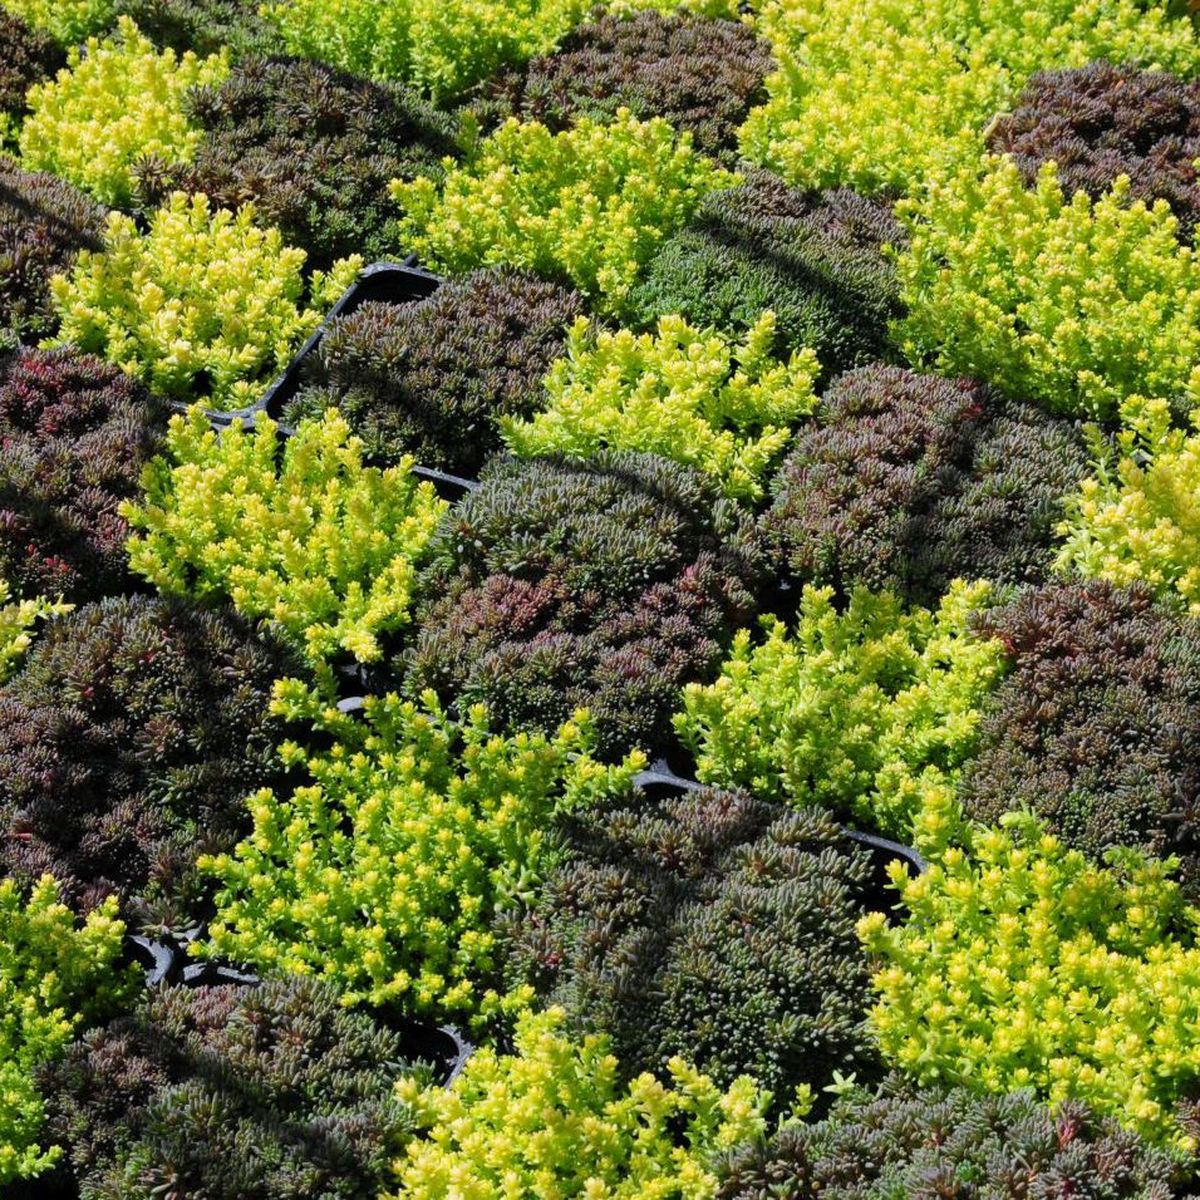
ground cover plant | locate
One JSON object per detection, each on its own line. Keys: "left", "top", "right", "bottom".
{"left": 0, "top": 7, "right": 63, "bottom": 147}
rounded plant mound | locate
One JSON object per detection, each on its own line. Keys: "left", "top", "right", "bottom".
{"left": 501, "top": 781, "right": 876, "bottom": 1100}
{"left": 0, "top": 347, "right": 165, "bottom": 604}
{"left": 43, "top": 976, "right": 420, "bottom": 1200}
{"left": 404, "top": 451, "right": 765, "bottom": 759}
{"left": 287, "top": 269, "right": 584, "bottom": 475}
{"left": 625, "top": 172, "right": 905, "bottom": 377}
{"left": 961, "top": 580, "right": 1200, "bottom": 895}
{"left": 0, "top": 594, "right": 296, "bottom": 926}
{"left": 988, "top": 60, "right": 1200, "bottom": 240}
{"left": 764, "top": 365, "right": 1088, "bottom": 606}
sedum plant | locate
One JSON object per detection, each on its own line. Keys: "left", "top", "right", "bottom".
{"left": 388, "top": 1006, "right": 771, "bottom": 1199}
{"left": 18, "top": 18, "right": 230, "bottom": 209}
{"left": 50, "top": 193, "right": 359, "bottom": 411}
{"left": 739, "top": 0, "right": 1200, "bottom": 196}
{"left": 45, "top": 976, "right": 422, "bottom": 1200}
{"left": 0, "top": 160, "right": 106, "bottom": 345}
{"left": 0, "top": 347, "right": 165, "bottom": 604}
{"left": 0, "top": 7, "right": 63, "bottom": 144}
{"left": 0, "top": 0, "right": 116, "bottom": 44}
{"left": 1057, "top": 395, "right": 1200, "bottom": 613}
{"left": 0, "top": 582, "right": 69, "bottom": 683}
{"left": 124, "top": 408, "right": 446, "bottom": 668}
{"left": 503, "top": 312, "right": 819, "bottom": 501}
{"left": 716, "top": 1075, "right": 1192, "bottom": 1199}
{"left": 392, "top": 109, "right": 736, "bottom": 315}
{"left": 674, "top": 580, "right": 1006, "bottom": 842}
{"left": 201, "top": 684, "right": 641, "bottom": 1018}
{"left": 893, "top": 158, "right": 1200, "bottom": 421}
{"left": 113, "top": 0, "right": 278, "bottom": 59}
{"left": 625, "top": 173, "right": 905, "bottom": 379}
{"left": 0, "top": 875, "right": 134, "bottom": 1187}
{"left": 501, "top": 783, "right": 876, "bottom": 1101}
{"left": 988, "top": 61, "right": 1200, "bottom": 242}
{"left": 859, "top": 814, "right": 1200, "bottom": 1150}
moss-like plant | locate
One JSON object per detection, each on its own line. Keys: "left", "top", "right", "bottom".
{"left": 0, "top": 347, "right": 165, "bottom": 604}
{"left": 50, "top": 193, "right": 360, "bottom": 411}
{"left": 0, "top": 160, "right": 106, "bottom": 345}
{"left": 124, "top": 408, "right": 447, "bottom": 668}
{"left": 202, "top": 683, "right": 641, "bottom": 1018}
{"left": 502, "top": 783, "right": 876, "bottom": 1101}
{"left": 44, "top": 976, "right": 423, "bottom": 1200}
{"left": 286, "top": 269, "right": 583, "bottom": 475}
{"left": 0, "top": 594, "right": 295, "bottom": 927}
{"left": 18, "top": 17, "right": 230, "bottom": 209}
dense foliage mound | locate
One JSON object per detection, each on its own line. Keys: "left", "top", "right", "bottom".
{"left": 0, "top": 6, "right": 63, "bottom": 142}
{"left": 18, "top": 18, "right": 230, "bottom": 209}
{"left": 860, "top": 815, "right": 1200, "bottom": 1149}
{"left": 626, "top": 174, "right": 904, "bottom": 377}
{"left": 0, "top": 580, "right": 69, "bottom": 683}
{"left": 0, "top": 595, "right": 294, "bottom": 925}
{"left": 0, "top": 347, "right": 164, "bottom": 604}
{"left": 390, "top": 1006, "right": 770, "bottom": 1198}
{"left": 676, "top": 580, "right": 1005, "bottom": 843}
{"left": 764, "top": 366, "right": 1089, "bottom": 606}
{"left": 287, "top": 270, "right": 584, "bottom": 475}
{"left": 114, "top": 0, "right": 276, "bottom": 58}
{"left": 503, "top": 311, "right": 818, "bottom": 501}
{"left": 988, "top": 61, "right": 1200, "bottom": 241}
{"left": 716, "top": 1076, "right": 1192, "bottom": 1199}
{"left": 124, "top": 409, "right": 447, "bottom": 668}
{"left": 1057, "top": 395, "right": 1200, "bottom": 614}
{"left": 501, "top": 782, "right": 875, "bottom": 1099}
{"left": 50, "top": 193, "right": 359, "bottom": 411}
{"left": 392, "top": 109, "right": 736, "bottom": 314}
{"left": 45, "top": 977, "right": 420, "bottom": 1200}
{"left": 405, "top": 451, "right": 765, "bottom": 759}
{"left": 894, "top": 160, "right": 1200, "bottom": 420}
{"left": 0, "top": 876, "right": 133, "bottom": 1188}
{"left": 960, "top": 581, "right": 1200, "bottom": 895}
{"left": 0, "top": 160, "right": 106, "bottom": 345}
{"left": 149, "top": 56, "right": 458, "bottom": 271}
{"left": 203, "top": 683, "right": 640, "bottom": 1016}
{"left": 0, "top": 0, "right": 116, "bottom": 45}
{"left": 482, "top": 11, "right": 772, "bottom": 164}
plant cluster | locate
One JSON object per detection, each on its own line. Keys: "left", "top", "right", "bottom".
{"left": 147, "top": 55, "right": 458, "bottom": 271}
{"left": 50, "top": 192, "right": 360, "bottom": 410}
{"left": 501, "top": 782, "right": 876, "bottom": 1100}
{"left": 0, "top": 347, "right": 164, "bottom": 604}
{"left": 44, "top": 976, "right": 422, "bottom": 1200}
{"left": 113, "top": 0, "right": 277, "bottom": 58}
{"left": 716, "top": 1075, "right": 1192, "bottom": 1199}
{"left": 18, "top": 18, "right": 230, "bottom": 209}
{"left": 202, "top": 683, "right": 641, "bottom": 1016}
{"left": 959, "top": 581, "right": 1200, "bottom": 896}
{"left": 0, "top": 6, "right": 63, "bottom": 145}
{"left": 625, "top": 173, "right": 905, "bottom": 380}
{"left": 675, "top": 580, "right": 1005, "bottom": 842}
{"left": 893, "top": 159, "right": 1200, "bottom": 421}
{"left": 263, "top": 0, "right": 593, "bottom": 102}
{"left": 0, "top": 594, "right": 294, "bottom": 925}
{"left": 286, "top": 269, "right": 584, "bottom": 475}
{"left": 0, "top": 580, "right": 69, "bottom": 683}
{"left": 503, "top": 311, "right": 820, "bottom": 501}
{"left": 859, "top": 814, "right": 1200, "bottom": 1150}
{"left": 988, "top": 61, "right": 1200, "bottom": 241}
{"left": 739, "top": 0, "right": 1200, "bottom": 196}
{"left": 392, "top": 108, "right": 737, "bottom": 314}
{"left": 0, "top": 0, "right": 116, "bottom": 44}
{"left": 763, "top": 365, "right": 1089, "bottom": 606}
{"left": 1057, "top": 395, "right": 1200, "bottom": 614}
{"left": 0, "top": 159, "right": 106, "bottom": 345}
{"left": 389, "top": 1006, "right": 771, "bottom": 1199}
{"left": 405, "top": 451, "right": 765, "bottom": 759}
{"left": 481, "top": 10, "right": 772, "bottom": 164}
{"left": 0, "top": 875, "right": 133, "bottom": 1187}
{"left": 124, "top": 408, "right": 447, "bottom": 667}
